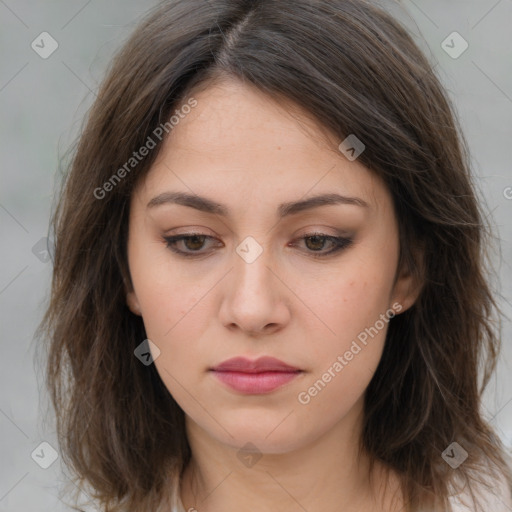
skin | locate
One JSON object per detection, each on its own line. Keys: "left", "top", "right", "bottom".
{"left": 126, "top": 78, "right": 420, "bottom": 512}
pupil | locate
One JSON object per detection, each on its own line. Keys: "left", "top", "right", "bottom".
{"left": 306, "top": 235, "right": 325, "bottom": 251}
{"left": 186, "top": 235, "right": 205, "bottom": 250}
{"left": 182, "top": 235, "right": 328, "bottom": 252}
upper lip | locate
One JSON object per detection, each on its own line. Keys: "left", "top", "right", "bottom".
{"left": 210, "top": 356, "right": 301, "bottom": 373}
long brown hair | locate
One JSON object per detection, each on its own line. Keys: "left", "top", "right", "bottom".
{"left": 37, "top": 0, "right": 511, "bottom": 510}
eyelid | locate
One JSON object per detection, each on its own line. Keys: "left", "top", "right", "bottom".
{"left": 163, "top": 231, "right": 354, "bottom": 258}
{"left": 290, "top": 232, "right": 354, "bottom": 257}
{"left": 163, "top": 233, "right": 222, "bottom": 254}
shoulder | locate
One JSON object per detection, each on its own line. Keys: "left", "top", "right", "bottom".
{"left": 171, "top": 495, "right": 187, "bottom": 512}
{"left": 448, "top": 473, "right": 512, "bottom": 512}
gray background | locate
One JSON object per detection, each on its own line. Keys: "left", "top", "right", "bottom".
{"left": 0, "top": 1, "right": 511, "bottom": 510}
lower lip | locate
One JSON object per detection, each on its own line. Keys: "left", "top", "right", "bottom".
{"left": 211, "top": 370, "right": 301, "bottom": 394}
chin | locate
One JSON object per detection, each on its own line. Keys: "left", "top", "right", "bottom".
{"left": 205, "top": 414, "right": 312, "bottom": 455}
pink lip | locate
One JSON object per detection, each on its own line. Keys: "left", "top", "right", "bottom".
{"left": 210, "top": 357, "right": 303, "bottom": 394}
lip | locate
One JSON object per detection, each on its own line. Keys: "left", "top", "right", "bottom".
{"left": 211, "top": 356, "right": 300, "bottom": 373}
{"left": 210, "top": 357, "right": 303, "bottom": 394}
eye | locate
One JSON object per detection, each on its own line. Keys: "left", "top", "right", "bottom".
{"left": 163, "top": 234, "right": 221, "bottom": 256}
{"left": 163, "top": 232, "right": 353, "bottom": 258}
{"left": 292, "top": 233, "right": 353, "bottom": 257}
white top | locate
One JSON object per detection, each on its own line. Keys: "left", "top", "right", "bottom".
{"left": 449, "top": 475, "right": 512, "bottom": 511}
{"left": 171, "top": 478, "right": 512, "bottom": 512}
{"left": 173, "top": 496, "right": 186, "bottom": 512}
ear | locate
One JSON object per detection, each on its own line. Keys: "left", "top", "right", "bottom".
{"left": 121, "top": 262, "right": 142, "bottom": 316}
{"left": 390, "top": 248, "right": 424, "bottom": 314}
{"left": 126, "top": 289, "right": 142, "bottom": 316}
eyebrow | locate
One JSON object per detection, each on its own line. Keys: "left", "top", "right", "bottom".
{"left": 146, "top": 191, "right": 369, "bottom": 217}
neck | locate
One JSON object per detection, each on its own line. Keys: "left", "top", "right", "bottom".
{"left": 179, "top": 398, "right": 402, "bottom": 512}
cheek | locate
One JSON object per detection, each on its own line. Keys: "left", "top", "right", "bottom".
{"left": 130, "top": 250, "right": 206, "bottom": 340}
{"left": 295, "top": 303, "right": 389, "bottom": 430}
{"left": 139, "top": 281, "right": 210, "bottom": 407}
{"left": 297, "top": 259, "right": 396, "bottom": 346}
{"left": 139, "top": 286, "right": 208, "bottom": 380}
{"left": 128, "top": 256, "right": 213, "bottom": 396}
{"left": 292, "top": 262, "right": 395, "bottom": 408}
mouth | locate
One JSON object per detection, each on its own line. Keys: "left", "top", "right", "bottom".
{"left": 209, "top": 356, "right": 303, "bottom": 394}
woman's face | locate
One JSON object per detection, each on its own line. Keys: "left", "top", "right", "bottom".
{"left": 126, "top": 79, "right": 417, "bottom": 454}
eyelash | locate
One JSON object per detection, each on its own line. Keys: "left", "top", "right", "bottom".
{"left": 163, "top": 232, "right": 353, "bottom": 258}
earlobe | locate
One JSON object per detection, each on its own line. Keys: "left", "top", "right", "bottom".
{"left": 126, "top": 290, "right": 142, "bottom": 316}
{"left": 122, "top": 266, "right": 142, "bottom": 316}
{"left": 391, "top": 262, "right": 424, "bottom": 314}
{"left": 391, "top": 281, "right": 420, "bottom": 314}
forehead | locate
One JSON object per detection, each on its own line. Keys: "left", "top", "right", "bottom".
{"left": 165, "top": 79, "right": 338, "bottom": 159}
{"left": 133, "top": 79, "right": 389, "bottom": 215}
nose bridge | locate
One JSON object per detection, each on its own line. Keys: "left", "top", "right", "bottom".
{"left": 219, "top": 236, "right": 289, "bottom": 334}
{"left": 232, "top": 236, "right": 274, "bottom": 300}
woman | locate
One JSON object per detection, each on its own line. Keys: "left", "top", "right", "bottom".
{"left": 39, "top": 0, "right": 512, "bottom": 510}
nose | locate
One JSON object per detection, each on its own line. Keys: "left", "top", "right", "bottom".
{"left": 218, "top": 245, "right": 291, "bottom": 337}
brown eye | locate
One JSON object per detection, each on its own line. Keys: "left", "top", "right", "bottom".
{"left": 183, "top": 235, "right": 207, "bottom": 251}
{"left": 293, "top": 233, "right": 354, "bottom": 257}
{"left": 304, "top": 235, "right": 329, "bottom": 251}
{"left": 164, "top": 232, "right": 352, "bottom": 259}
{"left": 164, "top": 233, "right": 219, "bottom": 256}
